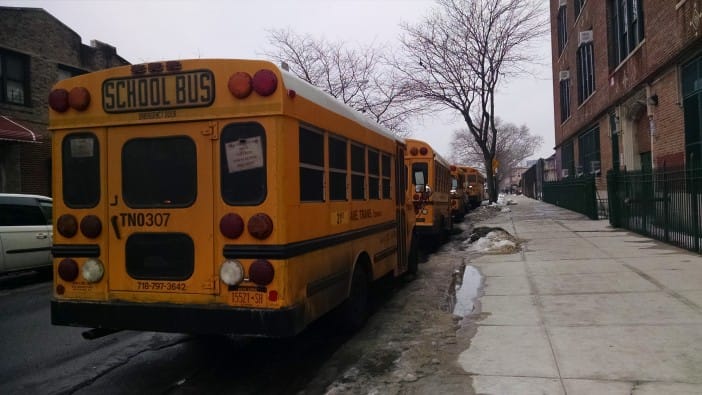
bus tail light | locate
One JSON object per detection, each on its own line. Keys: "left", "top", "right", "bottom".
{"left": 248, "top": 213, "right": 273, "bottom": 240}
{"left": 69, "top": 87, "right": 91, "bottom": 111}
{"left": 49, "top": 89, "right": 70, "bottom": 112}
{"left": 419, "top": 147, "right": 428, "bottom": 155}
{"left": 252, "top": 69, "right": 278, "bottom": 96}
{"left": 249, "top": 259, "right": 274, "bottom": 286}
{"left": 228, "top": 72, "right": 253, "bottom": 99}
{"left": 220, "top": 260, "right": 244, "bottom": 286}
{"left": 82, "top": 258, "right": 105, "bottom": 283}
{"left": 220, "top": 213, "right": 244, "bottom": 239}
{"left": 57, "top": 214, "right": 78, "bottom": 238}
{"left": 58, "top": 258, "right": 79, "bottom": 281}
{"left": 80, "top": 215, "right": 102, "bottom": 238}
{"left": 410, "top": 147, "right": 418, "bottom": 156}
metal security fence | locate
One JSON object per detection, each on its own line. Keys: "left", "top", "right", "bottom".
{"left": 543, "top": 175, "right": 598, "bottom": 220}
{"left": 608, "top": 167, "right": 702, "bottom": 254}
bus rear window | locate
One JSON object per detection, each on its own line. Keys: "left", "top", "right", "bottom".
{"left": 123, "top": 136, "right": 196, "bottom": 208}
{"left": 62, "top": 133, "right": 100, "bottom": 208}
{"left": 412, "top": 163, "right": 428, "bottom": 186}
{"left": 221, "top": 122, "right": 267, "bottom": 205}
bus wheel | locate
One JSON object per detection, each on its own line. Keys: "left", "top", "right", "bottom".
{"left": 407, "top": 237, "right": 419, "bottom": 276}
{"left": 339, "top": 264, "right": 369, "bottom": 332}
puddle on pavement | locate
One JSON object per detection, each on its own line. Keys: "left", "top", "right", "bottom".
{"left": 449, "top": 265, "right": 483, "bottom": 318}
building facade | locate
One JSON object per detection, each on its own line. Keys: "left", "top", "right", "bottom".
{"left": 0, "top": 6, "right": 128, "bottom": 195}
{"left": 550, "top": 0, "right": 702, "bottom": 195}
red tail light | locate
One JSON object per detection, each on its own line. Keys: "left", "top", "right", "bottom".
{"left": 58, "top": 258, "right": 79, "bottom": 281}
{"left": 57, "top": 214, "right": 78, "bottom": 238}
{"left": 49, "top": 89, "right": 70, "bottom": 112}
{"left": 249, "top": 259, "right": 274, "bottom": 285}
{"left": 80, "top": 215, "right": 102, "bottom": 238}
{"left": 248, "top": 213, "right": 273, "bottom": 239}
{"left": 419, "top": 147, "right": 428, "bottom": 155}
{"left": 252, "top": 69, "right": 278, "bottom": 96}
{"left": 69, "top": 87, "right": 91, "bottom": 111}
{"left": 220, "top": 213, "right": 245, "bottom": 239}
{"left": 410, "top": 147, "right": 418, "bottom": 155}
{"left": 228, "top": 72, "right": 253, "bottom": 99}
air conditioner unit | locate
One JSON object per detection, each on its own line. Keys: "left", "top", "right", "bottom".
{"left": 558, "top": 0, "right": 566, "bottom": 6}
{"left": 562, "top": 169, "right": 569, "bottom": 178}
{"left": 579, "top": 30, "right": 593, "bottom": 45}
{"left": 559, "top": 70, "right": 570, "bottom": 80}
{"left": 576, "top": 165, "right": 584, "bottom": 177}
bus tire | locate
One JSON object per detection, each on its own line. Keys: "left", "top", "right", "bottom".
{"left": 339, "top": 264, "right": 369, "bottom": 332}
{"left": 407, "top": 237, "right": 419, "bottom": 276}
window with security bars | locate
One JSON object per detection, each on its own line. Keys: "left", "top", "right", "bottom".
{"left": 574, "top": 0, "right": 585, "bottom": 19}
{"left": 561, "top": 141, "right": 575, "bottom": 178}
{"left": 578, "top": 126, "right": 601, "bottom": 175}
{"left": 683, "top": 56, "right": 702, "bottom": 169}
{"left": 557, "top": 5, "right": 568, "bottom": 55}
{"left": 0, "top": 49, "right": 29, "bottom": 106}
{"left": 577, "top": 42, "right": 595, "bottom": 103}
{"left": 560, "top": 78, "right": 570, "bottom": 123}
{"left": 610, "top": 0, "right": 644, "bottom": 66}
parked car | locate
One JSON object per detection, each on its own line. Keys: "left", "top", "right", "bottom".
{"left": 0, "top": 194, "right": 53, "bottom": 275}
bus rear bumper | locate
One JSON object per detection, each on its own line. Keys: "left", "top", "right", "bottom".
{"left": 51, "top": 299, "right": 306, "bottom": 337}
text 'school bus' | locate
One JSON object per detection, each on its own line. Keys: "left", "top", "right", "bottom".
{"left": 459, "top": 166, "right": 486, "bottom": 209}
{"left": 449, "top": 165, "right": 469, "bottom": 220}
{"left": 48, "top": 59, "right": 418, "bottom": 338}
{"left": 405, "top": 139, "right": 452, "bottom": 247}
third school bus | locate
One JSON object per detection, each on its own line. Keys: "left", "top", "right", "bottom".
{"left": 405, "top": 139, "right": 452, "bottom": 247}
{"left": 459, "top": 166, "right": 486, "bottom": 209}
{"left": 48, "top": 58, "right": 417, "bottom": 337}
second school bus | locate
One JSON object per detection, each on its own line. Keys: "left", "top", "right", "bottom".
{"left": 48, "top": 59, "right": 417, "bottom": 337}
{"left": 405, "top": 139, "right": 452, "bottom": 247}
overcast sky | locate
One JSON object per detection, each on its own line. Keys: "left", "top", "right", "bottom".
{"left": 8, "top": 0, "right": 555, "bottom": 162}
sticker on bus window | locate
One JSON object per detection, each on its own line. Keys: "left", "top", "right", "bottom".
{"left": 70, "top": 138, "right": 95, "bottom": 158}
{"left": 225, "top": 136, "right": 264, "bottom": 173}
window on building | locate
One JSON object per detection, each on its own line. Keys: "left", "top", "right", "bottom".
{"left": 682, "top": 56, "right": 702, "bottom": 169}
{"left": 559, "top": 75, "right": 571, "bottom": 123}
{"left": 557, "top": 4, "right": 568, "bottom": 55}
{"left": 0, "top": 49, "right": 30, "bottom": 106}
{"left": 578, "top": 126, "right": 601, "bottom": 175}
{"left": 574, "top": 0, "right": 586, "bottom": 18}
{"left": 561, "top": 141, "right": 575, "bottom": 178}
{"left": 610, "top": 0, "right": 644, "bottom": 65}
{"left": 577, "top": 41, "right": 595, "bottom": 103}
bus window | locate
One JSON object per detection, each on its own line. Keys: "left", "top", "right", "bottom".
{"left": 368, "top": 148, "right": 380, "bottom": 199}
{"left": 221, "top": 122, "right": 267, "bottom": 205}
{"left": 299, "top": 127, "right": 324, "bottom": 202}
{"left": 62, "top": 133, "right": 100, "bottom": 208}
{"left": 381, "top": 153, "right": 391, "bottom": 199}
{"left": 351, "top": 143, "right": 366, "bottom": 200}
{"left": 412, "top": 163, "right": 428, "bottom": 188}
{"left": 122, "top": 136, "right": 196, "bottom": 208}
{"left": 328, "top": 135, "right": 347, "bottom": 201}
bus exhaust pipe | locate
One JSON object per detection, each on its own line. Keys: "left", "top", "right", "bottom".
{"left": 82, "top": 328, "right": 121, "bottom": 340}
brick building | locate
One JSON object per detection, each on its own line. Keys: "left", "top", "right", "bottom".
{"left": 0, "top": 6, "right": 128, "bottom": 195}
{"left": 550, "top": 0, "right": 702, "bottom": 195}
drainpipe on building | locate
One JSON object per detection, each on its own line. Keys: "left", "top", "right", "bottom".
{"left": 646, "top": 84, "right": 657, "bottom": 170}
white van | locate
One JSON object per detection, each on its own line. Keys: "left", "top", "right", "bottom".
{"left": 0, "top": 194, "right": 53, "bottom": 275}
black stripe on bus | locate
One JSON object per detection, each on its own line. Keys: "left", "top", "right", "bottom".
{"left": 7, "top": 246, "right": 52, "bottom": 254}
{"left": 373, "top": 246, "right": 397, "bottom": 263}
{"left": 52, "top": 244, "right": 101, "bottom": 258}
{"left": 223, "top": 220, "right": 397, "bottom": 259}
{"left": 306, "top": 269, "right": 350, "bottom": 297}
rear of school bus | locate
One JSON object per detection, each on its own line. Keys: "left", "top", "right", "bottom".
{"left": 449, "top": 165, "right": 468, "bottom": 220}
{"left": 405, "top": 139, "right": 452, "bottom": 246}
{"left": 49, "top": 59, "right": 413, "bottom": 337}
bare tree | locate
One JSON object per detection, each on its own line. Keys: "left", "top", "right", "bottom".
{"left": 451, "top": 118, "right": 543, "bottom": 187}
{"left": 395, "top": 0, "right": 547, "bottom": 202}
{"left": 262, "top": 28, "right": 424, "bottom": 137}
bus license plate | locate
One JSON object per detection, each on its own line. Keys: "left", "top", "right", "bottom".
{"left": 231, "top": 291, "right": 264, "bottom": 307}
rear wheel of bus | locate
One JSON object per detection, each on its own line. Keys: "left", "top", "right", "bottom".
{"left": 338, "top": 263, "right": 369, "bottom": 332}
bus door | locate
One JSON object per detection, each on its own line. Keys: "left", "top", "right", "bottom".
{"left": 395, "top": 146, "right": 408, "bottom": 272}
{"left": 106, "top": 123, "right": 216, "bottom": 295}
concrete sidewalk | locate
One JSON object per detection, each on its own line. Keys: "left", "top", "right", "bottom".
{"left": 459, "top": 195, "right": 702, "bottom": 395}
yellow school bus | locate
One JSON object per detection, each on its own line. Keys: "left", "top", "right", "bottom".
{"left": 449, "top": 165, "right": 468, "bottom": 220}
{"left": 405, "top": 139, "right": 452, "bottom": 248}
{"left": 459, "top": 166, "right": 486, "bottom": 209}
{"left": 48, "top": 59, "right": 417, "bottom": 337}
